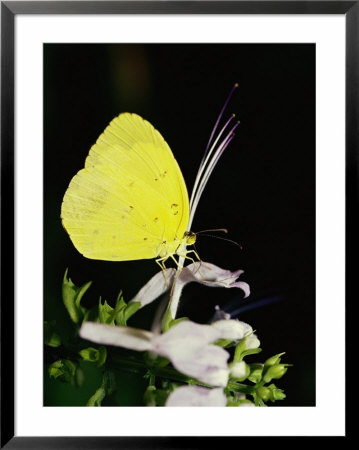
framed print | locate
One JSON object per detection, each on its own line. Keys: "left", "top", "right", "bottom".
{"left": 1, "top": 0, "right": 353, "bottom": 447}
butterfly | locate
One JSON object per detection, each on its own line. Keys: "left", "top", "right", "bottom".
{"left": 61, "top": 86, "right": 239, "bottom": 271}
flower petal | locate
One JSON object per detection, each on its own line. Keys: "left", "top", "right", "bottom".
{"left": 168, "top": 344, "right": 229, "bottom": 387}
{"left": 212, "top": 319, "right": 253, "bottom": 340}
{"left": 79, "top": 322, "right": 153, "bottom": 351}
{"left": 129, "top": 268, "right": 176, "bottom": 308}
{"left": 168, "top": 262, "right": 250, "bottom": 317}
{"left": 152, "top": 321, "right": 230, "bottom": 386}
{"left": 180, "top": 262, "right": 250, "bottom": 294}
{"left": 155, "top": 320, "right": 222, "bottom": 346}
{"left": 165, "top": 386, "right": 227, "bottom": 406}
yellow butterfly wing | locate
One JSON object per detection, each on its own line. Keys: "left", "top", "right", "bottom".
{"left": 61, "top": 113, "right": 190, "bottom": 261}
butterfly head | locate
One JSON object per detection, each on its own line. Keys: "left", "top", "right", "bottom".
{"left": 184, "top": 231, "right": 196, "bottom": 246}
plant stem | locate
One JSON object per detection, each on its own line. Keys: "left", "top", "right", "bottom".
{"left": 108, "top": 354, "right": 210, "bottom": 387}
{"left": 162, "top": 255, "right": 185, "bottom": 328}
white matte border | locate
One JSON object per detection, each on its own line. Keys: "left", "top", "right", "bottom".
{"left": 15, "top": 14, "right": 345, "bottom": 436}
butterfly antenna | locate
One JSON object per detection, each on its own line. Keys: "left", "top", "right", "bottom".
{"left": 196, "top": 228, "right": 228, "bottom": 235}
{"left": 198, "top": 233, "right": 243, "bottom": 250}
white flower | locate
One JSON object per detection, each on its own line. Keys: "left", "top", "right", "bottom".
{"left": 80, "top": 320, "right": 230, "bottom": 386}
{"left": 245, "top": 334, "right": 261, "bottom": 349}
{"left": 80, "top": 317, "right": 256, "bottom": 387}
{"left": 129, "top": 262, "right": 250, "bottom": 316}
{"left": 165, "top": 385, "right": 227, "bottom": 407}
{"left": 229, "top": 361, "right": 248, "bottom": 379}
{"left": 212, "top": 319, "right": 253, "bottom": 340}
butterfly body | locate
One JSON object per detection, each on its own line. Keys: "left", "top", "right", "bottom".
{"left": 61, "top": 113, "right": 195, "bottom": 268}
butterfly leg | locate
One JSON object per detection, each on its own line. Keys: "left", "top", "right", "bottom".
{"left": 177, "top": 250, "right": 207, "bottom": 280}
{"left": 156, "top": 256, "right": 170, "bottom": 286}
{"left": 176, "top": 250, "right": 200, "bottom": 271}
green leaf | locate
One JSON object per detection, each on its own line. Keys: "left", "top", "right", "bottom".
{"left": 62, "top": 269, "right": 92, "bottom": 324}
{"left": 121, "top": 301, "right": 141, "bottom": 325}
{"left": 99, "top": 291, "right": 137, "bottom": 326}
{"left": 98, "top": 297, "right": 116, "bottom": 324}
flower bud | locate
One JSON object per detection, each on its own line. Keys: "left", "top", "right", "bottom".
{"left": 263, "top": 364, "right": 288, "bottom": 383}
{"left": 233, "top": 334, "right": 261, "bottom": 362}
{"left": 144, "top": 386, "right": 157, "bottom": 406}
{"left": 229, "top": 361, "right": 250, "bottom": 381}
{"left": 238, "top": 400, "right": 255, "bottom": 407}
{"left": 257, "top": 386, "right": 271, "bottom": 401}
{"left": 264, "top": 352, "right": 285, "bottom": 368}
{"left": 248, "top": 364, "right": 264, "bottom": 383}
{"left": 79, "top": 346, "right": 107, "bottom": 367}
{"left": 246, "top": 334, "right": 261, "bottom": 350}
{"left": 274, "top": 391, "right": 286, "bottom": 400}
{"left": 48, "top": 359, "right": 77, "bottom": 384}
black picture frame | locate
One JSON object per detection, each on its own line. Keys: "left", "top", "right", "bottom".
{"left": 1, "top": 1, "right": 353, "bottom": 447}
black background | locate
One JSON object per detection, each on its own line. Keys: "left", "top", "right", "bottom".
{"left": 44, "top": 43, "right": 315, "bottom": 406}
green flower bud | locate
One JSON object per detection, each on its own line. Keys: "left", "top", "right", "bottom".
{"left": 248, "top": 364, "right": 264, "bottom": 383}
{"left": 79, "top": 346, "right": 107, "bottom": 367}
{"left": 257, "top": 384, "right": 286, "bottom": 402}
{"left": 237, "top": 399, "right": 255, "bottom": 407}
{"left": 264, "top": 352, "right": 285, "bottom": 368}
{"left": 98, "top": 298, "right": 117, "bottom": 325}
{"left": 263, "top": 364, "right": 288, "bottom": 383}
{"left": 144, "top": 386, "right": 157, "bottom": 406}
{"left": 257, "top": 386, "right": 271, "bottom": 401}
{"left": 48, "top": 359, "right": 77, "bottom": 384}
{"left": 98, "top": 291, "right": 140, "bottom": 326}
{"left": 62, "top": 269, "right": 91, "bottom": 324}
{"left": 233, "top": 334, "right": 262, "bottom": 362}
{"left": 268, "top": 384, "right": 286, "bottom": 401}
